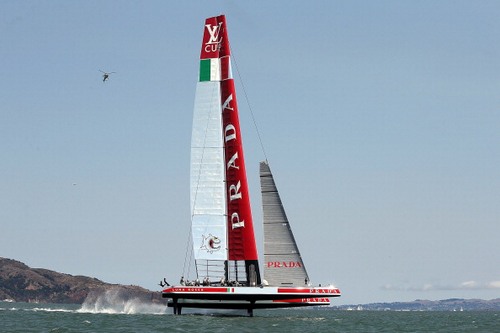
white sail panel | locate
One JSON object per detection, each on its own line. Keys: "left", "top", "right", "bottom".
{"left": 192, "top": 217, "right": 226, "bottom": 260}
{"left": 191, "top": 81, "right": 227, "bottom": 261}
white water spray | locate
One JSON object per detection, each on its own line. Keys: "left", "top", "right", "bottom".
{"left": 77, "top": 287, "right": 166, "bottom": 315}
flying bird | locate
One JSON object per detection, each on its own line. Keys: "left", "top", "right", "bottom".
{"left": 99, "top": 70, "right": 116, "bottom": 82}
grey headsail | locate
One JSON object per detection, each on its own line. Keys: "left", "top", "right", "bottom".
{"left": 259, "top": 161, "right": 309, "bottom": 286}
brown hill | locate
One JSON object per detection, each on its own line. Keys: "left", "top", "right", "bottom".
{"left": 0, "top": 257, "right": 162, "bottom": 304}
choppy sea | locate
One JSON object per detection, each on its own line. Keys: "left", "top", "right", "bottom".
{"left": 1, "top": 300, "right": 498, "bottom": 332}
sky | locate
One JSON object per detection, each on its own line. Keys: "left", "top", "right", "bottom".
{"left": 1, "top": 1, "right": 499, "bottom": 306}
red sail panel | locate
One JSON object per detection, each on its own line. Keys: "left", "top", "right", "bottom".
{"left": 221, "top": 79, "right": 259, "bottom": 261}
{"left": 200, "top": 15, "right": 229, "bottom": 60}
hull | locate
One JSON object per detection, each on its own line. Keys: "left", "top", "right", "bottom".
{"left": 162, "top": 285, "right": 340, "bottom": 315}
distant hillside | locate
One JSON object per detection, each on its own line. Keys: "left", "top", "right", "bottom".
{"left": 0, "top": 257, "right": 163, "bottom": 304}
{"left": 333, "top": 298, "right": 500, "bottom": 311}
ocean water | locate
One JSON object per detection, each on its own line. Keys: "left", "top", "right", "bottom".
{"left": 1, "top": 301, "right": 498, "bottom": 333}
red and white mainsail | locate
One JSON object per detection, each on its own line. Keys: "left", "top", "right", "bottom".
{"left": 191, "top": 15, "right": 260, "bottom": 285}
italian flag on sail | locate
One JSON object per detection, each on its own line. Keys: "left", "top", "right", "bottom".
{"left": 199, "top": 57, "right": 232, "bottom": 82}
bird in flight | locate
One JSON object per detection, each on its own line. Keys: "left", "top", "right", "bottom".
{"left": 99, "top": 70, "right": 116, "bottom": 82}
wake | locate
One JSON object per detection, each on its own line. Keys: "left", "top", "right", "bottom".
{"left": 0, "top": 306, "right": 76, "bottom": 313}
{"left": 77, "top": 287, "right": 167, "bottom": 315}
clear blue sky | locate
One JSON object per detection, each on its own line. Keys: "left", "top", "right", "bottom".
{"left": 1, "top": 1, "right": 499, "bottom": 306}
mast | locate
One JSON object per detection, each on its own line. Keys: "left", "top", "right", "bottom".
{"left": 191, "top": 15, "right": 260, "bottom": 285}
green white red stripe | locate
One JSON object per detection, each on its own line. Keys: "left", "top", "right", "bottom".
{"left": 199, "top": 58, "right": 220, "bottom": 81}
{"left": 199, "top": 57, "right": 232, "bottom": 82}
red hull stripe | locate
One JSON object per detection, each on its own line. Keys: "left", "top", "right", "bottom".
{"left": 163, "top": 287, "right": 229, "bottom": 293}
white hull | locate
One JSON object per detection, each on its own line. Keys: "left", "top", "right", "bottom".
{"left": 162, "top": 285, "right": 340, "bottom": 315}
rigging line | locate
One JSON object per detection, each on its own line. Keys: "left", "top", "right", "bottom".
{"left": 187, "top": 237, "right": 193, "bottom": 280}
{"left": 182, "top": 225, "right": 192, "bottom": 278}
{"left": 229, "top": 44, "right": 269, "bottom": 164}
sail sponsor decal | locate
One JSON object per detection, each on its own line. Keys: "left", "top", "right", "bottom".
{"left": 201, "top": 18, "right": 223, "bottom": 57}
{"left": 200, "top": 16, "right": 229, "bottom": 60}
{"left": 200, "top": 234, "right": 222, "bottom": 254}
{"left": 273, "top": 298, "right": 330, "bottom": 304}
{"left": 221, "top": 79, "right": 259, "bottom": 261}
{"left": 277, "top": 287, "right": 342, "bottom": 295}
{"left": 204, "top": 22, "right": 222, "bottom": 51}
{"left": 266, "top": 261, "right": 303, "bottom": 268}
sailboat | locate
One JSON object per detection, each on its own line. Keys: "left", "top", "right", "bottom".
{"left": 161, "top": 15, "right": 341, "bottom": 316}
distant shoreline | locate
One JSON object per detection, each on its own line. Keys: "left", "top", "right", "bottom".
{"left": 0, "top": 257, "right": 164, "bottom": 305}
{"left": 331, "top": 298, "right": 500, "bottom": 311}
